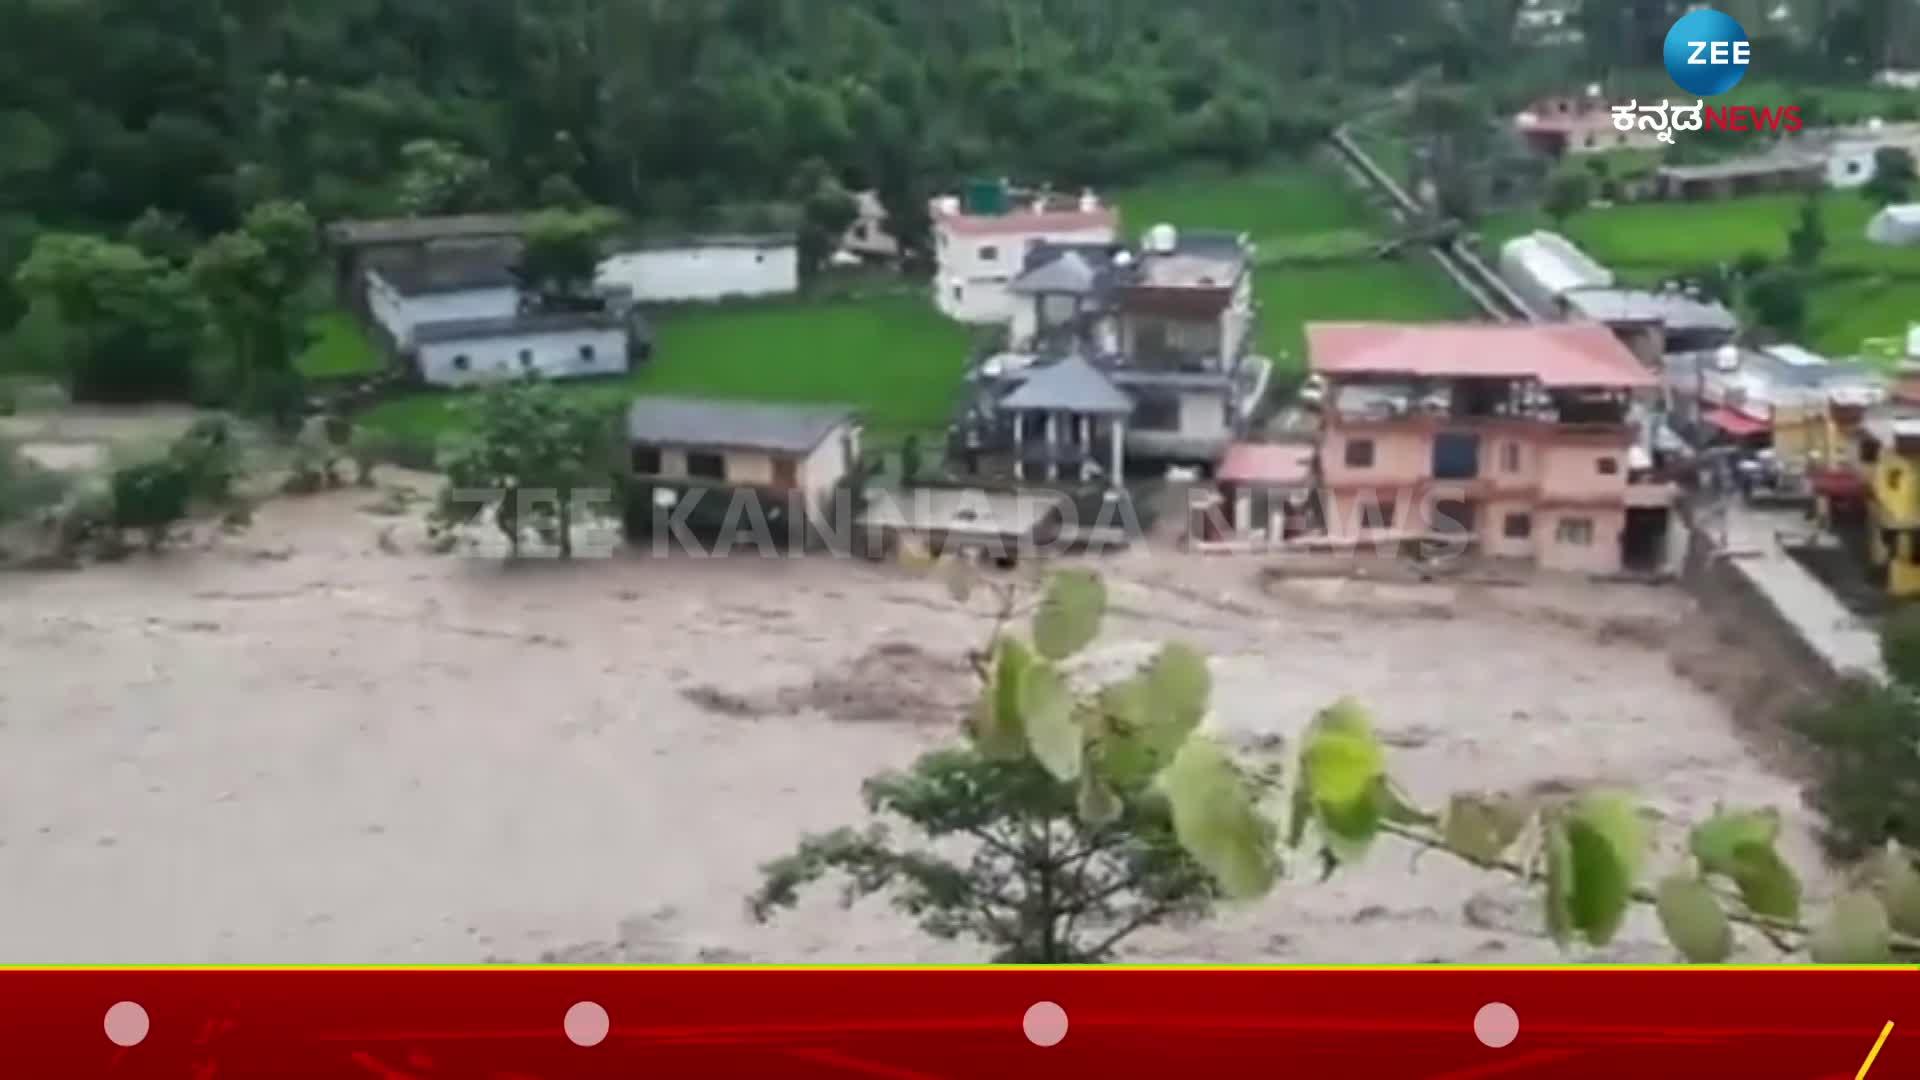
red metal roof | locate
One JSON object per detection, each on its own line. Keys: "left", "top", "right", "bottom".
{"left": 936, "top": 208, "right": 1118, "bottom": 237}
{"left": 1216, "top": 443, "right": 1314, "bottom": 487}
{"left": 1703, "top": 406, "right": 1771, "bottom": 438}
{"left": 1305, "top": 322, "right": 1656, "bottom": 389}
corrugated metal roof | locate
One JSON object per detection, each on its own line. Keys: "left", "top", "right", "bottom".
{"left": 413, "top": 311, "right": 624, "bottom": 344}
{"left": 1498, "top": 231, "right": 1613, "bottom": 303}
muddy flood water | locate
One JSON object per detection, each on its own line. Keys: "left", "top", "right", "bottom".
{"left": 0, "top": 485, "right": 1829, "bottom": 964}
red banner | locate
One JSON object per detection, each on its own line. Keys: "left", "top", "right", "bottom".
{"left": 12, "top": 967, "right": 1915, "bottom": 1077}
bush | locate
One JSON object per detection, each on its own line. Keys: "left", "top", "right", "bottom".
{"left": 168, "top": 417, "right": 240, "bottom": 505}
{"left": 0, "top": 441, "right": 70, "bottom": 525}
{"left": 109, "top": 459, "right": 192, "bottom": 550}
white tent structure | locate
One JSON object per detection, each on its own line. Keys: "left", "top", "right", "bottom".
{"left": 1867, "top": 204, "right": 1920, "bottom": 246}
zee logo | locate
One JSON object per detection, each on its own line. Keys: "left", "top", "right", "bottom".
{"left": 1664, "top": 9, "right": 1750, "bottom": 97}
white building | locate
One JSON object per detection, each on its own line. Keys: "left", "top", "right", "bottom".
{"left": 414, "top": 313, "right": 630, "bottom": 388}
{"left": 1869, "top": 204, "right": 1920, "bottom": 246}
{"left": 1818, "top": 121, "right": 1920, "bottom": 189}
{"left": 365, "top": 263, "right": 520, "bottom": 350}
{"left": 595, "top": 235, "right": 798, "bottom": 305}
{"left": 931, "top": 186, "right": 1118, "bottom": 325}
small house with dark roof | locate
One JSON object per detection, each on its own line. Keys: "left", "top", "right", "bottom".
{"left": 623, "top": 397, "right": 863, "bottom": 544}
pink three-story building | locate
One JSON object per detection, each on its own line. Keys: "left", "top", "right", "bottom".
{"left": 1308, "top": 323, "right": 1675, "bottom": 575}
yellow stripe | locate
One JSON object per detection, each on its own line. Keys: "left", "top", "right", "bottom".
{"left": 1856, "top": 1021, "right": 1894, "bottom": 1080}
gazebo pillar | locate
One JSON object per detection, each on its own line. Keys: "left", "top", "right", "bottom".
{"left": 1013, "top": 412, "right": 1026, "bottom": 481}
{"left": 1045, "top": 412, "right": 1060, "bottom": 481}
{"left": 1109, "top": 417, "right": 1126, "bottom": 488}
{"left": 1079, "top": 414, "right": 1092, "bottom": 483}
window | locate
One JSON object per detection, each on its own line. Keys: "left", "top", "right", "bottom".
{"left": 952, "top": 285, "right": 964, "bottom": 303}
{"left": 631, "top": 446, "right": 662, "bottom": 475}
{"left": 1584, "top": 134, "right": 1598, "bottom": 149}
{"left": 579, "top": 344, "right": 597, "bottom": 362}
{"left": 1597, "top": 456, "right": 1620, "bottom": 476}
{"left": 979, "top": 245, "right": 1000, "bottom": 262}
{"left": 1892, "top": 468, "right": 1906, "bottom": 493}
{"left": 1132, "top": 392, "right": 1181, "bottom": 432}
{"left": 518, "top": 348, "right": 534, "bottom": 368}
{"left": 1502, "top": 441, "right": 1522, "bottom": 473}
{"left": 755, "top": 253, "right": 766, "bottom": 263}
{"left": 451, "top": 354, "right": 471, "bottom": 371}
{"left": 1555, "top": 517, "right": 1595, "bottom": 546}
{"left": 1360, "top": 499, "right": 1396, "bottom": 530}
{"left": 1344, "top": 438, "right": 1376, "bottom": 468}
{"left": 1848, "top": 160, "right": 1864, "bottom": 176}
{"left": 855, "top": 224, "right": 871, "bottom": 241}
{"left": 1432, "top": 432, "right": 1480, "bottom": 480}
{"left": 687, "top": 452, "right": 727, "bottom": 481}
{"left": 1504, "top": 513, "right": 1533, "bottom": 540}
{"left": 1908, "top": 534, "right": 1920, "bottom": 568}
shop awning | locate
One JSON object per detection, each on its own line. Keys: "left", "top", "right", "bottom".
{"left": 1703, "top": 406, "right": 1770, "bottom": 439}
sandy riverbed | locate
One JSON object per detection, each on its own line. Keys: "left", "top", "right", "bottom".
{"left": 0, "top": 481, "right": 1829, "bottom": 964}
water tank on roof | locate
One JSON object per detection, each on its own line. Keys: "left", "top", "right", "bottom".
{"left": 963, "top": 179, "right": 1009, "bottom": 216}
{"left": 1145, "top": 224, "right": 1178, "bottom": 253}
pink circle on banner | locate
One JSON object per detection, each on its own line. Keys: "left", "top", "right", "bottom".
{"left": 1474, "top": 1002, "right": 1520, "bottom": 1048}
{"left": 1022, "top": 1001, "right": 1069, "bottom": 1047}
{"left": 103, "top": 1001, "right": 150, "bottom": 1047}
{"left": 564, "top": 1001, "right": 610, "bottom": 1047}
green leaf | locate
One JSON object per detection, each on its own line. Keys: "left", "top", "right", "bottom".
{"left": 1443, "top": 794, "right": 1530, "bottom": 866}
{"left": 1560, "top": 792, "right": 1648, "bottom": 946}
{"left": 969, "top": 638, "right": 1031, "bottom": 761}
{"left": 1727, "top": 843, "right": 1802, "bottom": 921}
{"left": 1689, "top": 808, "right": 1782, "bottom": 875}
{"left": 1864, "top": 843, "right": 1920, "bottom": 938}
{"left": 1092, "top": 677, "right": 1160, "bottom": 789}
{"left": 1156, "top": 737, "right": 1278, "bottom": 900}
{"left": 1299, "top": 700, "right": 1387, "bottom": 858}
{"left": 1543, "top": 818, "right": 1575, "bottom": 946}
{"left": 1810, "top": 891, "right": 1892, "bottom": 965}
{"left": 1019, "top": 661, "right": 1082, "bottom": 782}
{"left": 1655, "top": 875, "right": 1733, "bottom": 964}
{"left": 1144, "top": 642, "right": 1211, "bottom": 731}
{"left": 1077, "top": 770, "right": 1123, "bottom": 827}
{"left": 1031, "top": 569, "right": 1107, "bottom": 660}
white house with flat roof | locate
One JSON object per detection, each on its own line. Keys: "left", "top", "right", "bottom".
{"left": 595, "top": 235, "right": 797, "bottom": 305}
{"left": 931, "top": 185, "right": 1119, "bottom": 324}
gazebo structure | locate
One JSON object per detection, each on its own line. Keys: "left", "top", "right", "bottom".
{"left": 998, "top": 354, "right": 1133, "bottom": 486}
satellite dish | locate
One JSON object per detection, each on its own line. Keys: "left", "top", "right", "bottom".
{"left": 1714, "top": 345, "right": 1742, "bottom": 372}
{"left": 1870, "top": 116, "right": 1887, "bottom": 132}
{"left": 1585, "top": 83, "right": 1603, "bottom": 99}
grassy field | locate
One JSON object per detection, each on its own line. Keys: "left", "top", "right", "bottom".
{"left": 1116, "top": 157, "right": 1470, "bottom": 368}
{"left": 1483, "top": 190, "right": 1920, "bottom": 357}
{"left": 296, "top": 311, "right": 384, "bottom": 380}
{"left": 357, "top": 293, "right": 969, "bottom": 446}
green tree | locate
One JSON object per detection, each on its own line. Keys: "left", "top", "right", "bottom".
{"left": 1747, "top": 268, "right": 1809, "bottom": 338}
{"left": 396, "top": 139, "right": 496, "bottom": 217}
{"left": 432, "top": 378, "right": 615, "bottom": 559}
{"left": 1543, "top": 164, "right": 1595, "bottom": 226}
{"left": 188, "top": 201, "right": 319, "bottom": 427}
{"left": 790, "top": 160, "right": 860, "bottom": 281}
{"left": 1865, "top": 147, "right": 1918, "bottom": 206}
{"left": 760, "top": 565, "right": 1919, "bottom": 965}
{"left": 125, "top": 208, "right": 197, "bottom": 266}
{"left": 1787, "top": 194, "right": 1828, "bottom": 269}
{"left": 14, "top": 235, "right": 206, "bottom": 403}
{"left": 517, "top": 206, "right": 622, "bottom": 307}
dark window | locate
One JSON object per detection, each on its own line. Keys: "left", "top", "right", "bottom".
{"left": 1502, "top": 442, "right": 1522, "bottom": 473}
{"left": 1133, "top": 393, "right": 1181, "bottom": 432}
{"left": 1345, "top": 438, "right": 1376, "bottom": 468}
{"left": 1863, "top": 437, "right": 1883, "bottom": 465}
{"left": 1360, "top": 499, "right": 1396, "bottom": 530}
{"left": 451, "top": 354, "right": 471, "bottom": 371}
{"left": 1504, "top": 513, "right": 1533, "bottom": 540}
{"left": 1892, "top": 468, "right": 1905, "bottom": 492}
{"left": 979, "top": 245, "right": 1000, "bottom": 262}
{"left": 518, "top": 348, "right": 534, "bottom": 367}
{"left": 687, "top": 452, "right": 726, "bottom": 481}
{"left": 631, "top": 446, "right": 662, "bottom": 475}
{"left": 579, "top": 344, "right": 596, "bottom": 362}
{"left": 1432, "top": 432, "right": 1481, "bottom": 480}
{"left": 1597, "top": 456, "right": 1620, "bottom": 476}
{"left": 1908, "top": 535, "right": 1920, "bottom": 567}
